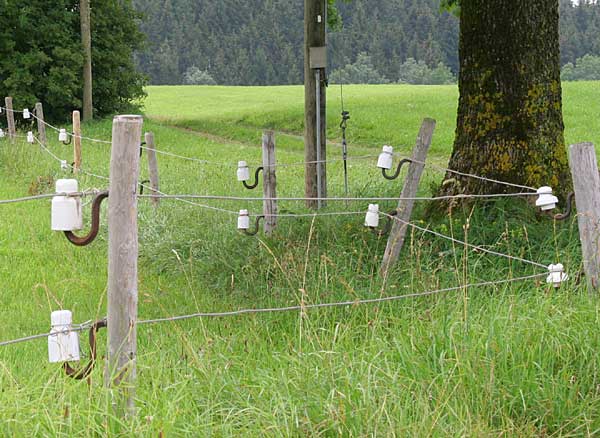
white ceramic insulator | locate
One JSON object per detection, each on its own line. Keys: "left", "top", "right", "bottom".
{"left": 536, "top": 186, "right": 558, "bottom": 211}
{"left": 377, "top": 145, "right": 394, "bottom": 170}
{"left": 365, "top": 204, "right": 380, "bottom": 228}
{"left": 238, "top": 209, "right": 250, "bottom": 230}
{"left": 48, "top": 310, "right": 81, "bottom": 363}
{"left": 23, "top": 108, "right": 30, "bottom": 119}
{"left": 26, "top": 131, "right": 34, "bottom": 144}
{"left": 58, "top": 129, "right": 68, "bottom": 142}
{"left": 0, "top": 129, "right": 4, "bottom": 138}
{"left": 52, "top": 179, "right": 83, "bottom": 231}
{"left": 237, "top": 161, "right": 250, "bottom": 182}
{"left": 60, "top": 160, "right": 68, "bottom": 170}
{"left": 546, "top": 263, "right": 568, "bottom": 288}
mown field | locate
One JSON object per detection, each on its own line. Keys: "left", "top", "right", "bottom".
{"left": 0, "top": 82, "right": 600, "bottom": 436}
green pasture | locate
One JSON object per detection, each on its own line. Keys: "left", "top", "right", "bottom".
{"left": 0, "top": 83, "right": 599, "bottom": 435}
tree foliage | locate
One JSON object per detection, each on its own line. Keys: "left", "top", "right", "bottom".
{"left": 561, "top": 54, "right": 600, "bottom": 80}
{"left": 0, "top": 0, "right": 146, "bottom": 123}
{"left": 330, "top": 53, "right": 389, "bottom": 84}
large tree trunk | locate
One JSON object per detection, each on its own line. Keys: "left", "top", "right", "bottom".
{"left": 443, "top": 0, "right": 571, "bottom": 195}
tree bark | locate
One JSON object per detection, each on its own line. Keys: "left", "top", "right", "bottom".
{"left": 443, "top": 0, "right": 571, "bottom": 195}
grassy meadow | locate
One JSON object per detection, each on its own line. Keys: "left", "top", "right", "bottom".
{"left": 0, "top": 82, "right": 600, "bottom": 435}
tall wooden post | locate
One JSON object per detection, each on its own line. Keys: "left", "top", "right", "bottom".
{"left": 569, "top": 142, "right": 600, "bottom": 293}
{"left": 304, "top": 0, "right": 327, "bottom": 209}
{"left": 380, "top": 119, "right": 436, "bottom": 281}
{"left": 5, "top": 97, "right": 16, "bottom": 143}
{"left": 144, "top": 132, "right": 160, "bottom": 208}
{"left": 35, "top": 102, "right": 47, "bottom": 145}
{"left": 73, "top": 111, "right": 82, "bottom": 173}
{"left": 81, "top": 0, "right": 93, "bottom": 121}
{"left": 262, "top": 131, "right": 277, "bottom": 235}
{"left": 106, "top": 115, "right": 143, "bottom": 416}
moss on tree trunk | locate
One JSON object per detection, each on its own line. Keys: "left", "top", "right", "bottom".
{"left": 443, "top": 0, "right": 571, "bottom": 195}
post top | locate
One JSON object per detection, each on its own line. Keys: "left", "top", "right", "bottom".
{"left": 113, "top": 115, "right": 143, "bottom": 122}
{"left": 51, "top": 310, "right": 72, "bottom": 326}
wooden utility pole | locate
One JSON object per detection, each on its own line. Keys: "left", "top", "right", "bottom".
{"left": 5, "top": 97, "right": 16, "bottom": 143}
{"left": 73, "top": 111, "right": 82, "bottom": 173}
{"left": 380, "top": 119, "right": 436, "bottom": 281}
{"left": 106, "top": 115, "right": 143, "bottom": 417}
{"left": 144, "top": 132, "right": 160, "bottom": 209}
{"left": 35, "top": 102, "right": 47, "bottom": 145}
{"left": 569, "top": 142, "right": 600, "bottom": 293}
{"left": 304, "top": 0, "right": 327, "bottom": 209}
{"left": 262, "top": 131, "right": 277, "bottom": 235}
{"left": 81, "top": 0, "right": 93, "bottom": 121}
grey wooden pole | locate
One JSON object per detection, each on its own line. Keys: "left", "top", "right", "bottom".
{"left": 5, "top": 97, "right": 16, "bottom": 143}
{"left": 262, "top": 131, "right": 277, "bottom": 235}
{"left": 35, "top": 102, "right": 47, "bottom": 145}
{"left": 144, "top": 132, "right": 160, "bottom": 209}
{"left": 569, "top": 142, "right": 600, "bottom": 292}
{"left": 380, "top": 118, "right": 436, "bottom": 281}
{"left": 73, "top": 111, "right": 82, "bottom": 173}
{"left": 106, "top": 114, "right": 143, "bottom": 417}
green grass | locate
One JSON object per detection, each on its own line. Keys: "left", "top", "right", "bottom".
{"left": 0, "top": 83, "right": 599, "bottom": 436}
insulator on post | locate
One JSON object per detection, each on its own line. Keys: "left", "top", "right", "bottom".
{"left": 237, "top": 161, "right": 250, "bottom": 182}
{"left": 377, "top": 145, "right": 394, "bottom": 170}
{"left": 52, "top": 179, "right": 82, "bottom": 231}
{"left": 536, "top": 186, "right": 558, "bottom": 211}
{"left": 238, "top": 209, "right": 250, "bottom": 230}
{"left": 59, "top": 129, "right": 68, "bottom": 143}
{"left": 364, "top": 204, "right": 380, "bottom": 228}
{"left": 60, "top": 160, "right": 69, "bottom": 170}
{"left": 546, "top": 263, "right": 568, "bottom": 288}
{"left": 0, "top": 129, "right": 4, "bottom": 138}
{"left": 26, "top": 131, "right": 34, "bottom": 144}
{"left": 48, "top": 310, "right": 81, "bottom": 363}
{"left": 23, "top": 108, "right": 31, "bottom": 119}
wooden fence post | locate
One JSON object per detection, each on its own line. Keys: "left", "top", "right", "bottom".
{"left": 380, "top": 118, "right": 436, "bottom": 281}
{"left": 569, "top": 142, "right": 600, "bottom": 293}
{"left": 144, "top": 132, "right": 160, "bottom": 208}
{"left": 106, "top": 115, "right": 143, "bottom": 417}
{"left": 35, "top": 102, "right": 47, "bottom": 145}
{"left": 73, "top": 111, "right": 82, "bottom": 173}
{"left": 5, "top": 97, "right": 16, "bottom": 143}
{"left": 262, "top": 131, "right": 277, "bottom": 235}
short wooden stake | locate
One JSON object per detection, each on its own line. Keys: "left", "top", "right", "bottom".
{"left": 144, "top": 132, "right": 160, "bottom": 208}
{"left": 106, "top": 115, "right": 143, "bottom": 417}
{"left": 5, "top": 97, "right": 16, "bottom": 143}
{"left": 73, "top": 110, "right": 82, "bottom": 173}
{"left": 569, "top": 142, "right": 600, "bottom": 292}
{"left": 380, "top": 118, "right": 436, "bottom": 281}
{"left": 35, "top": 102, "right": 47, "bottom": 145}
{"left": 262, "top": 131, "right": 277, "bottom": 235}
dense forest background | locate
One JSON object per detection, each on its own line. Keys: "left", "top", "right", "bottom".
{"left": 132, "top": 0, "right": 600, "bottom": 85}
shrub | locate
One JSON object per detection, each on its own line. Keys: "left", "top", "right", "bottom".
{"left": 561, "top": 54, "right": 600, "bottom": 81}
{"left": 183, "top": 66, "right": 217, "bottom": 85}
{"left": 330, "top": 53, "right": 390, "bottom": 85}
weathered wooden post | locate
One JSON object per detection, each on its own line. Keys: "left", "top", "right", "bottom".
{"left": 73, "top": 111, "right": 82, "bottom": 173}
{"left": 569, "top": 142, "right": 600, "bottom": 293}
{"left": 380, "top": 118, "right": 436, "bottom": 281}
{"left": 5, "top": 97, "right": 16, "bottom": 143}
{"left": 35, "top": 102, "right": 47, "bottom": 145}
{"left": 144, "top": 132, "right": 160, "bottom": 208}
{"left": 106, "top": 115, "right": 143, "bottom": 416}
{"left": 262, "top": 131, "right": 277, "bottom": 235}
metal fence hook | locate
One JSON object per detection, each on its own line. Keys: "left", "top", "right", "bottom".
{"left": 370, "top": 210, "right": 397, "bottom": 236}
{"left": 382, "top": 158, "right": 412, "bottom": 180}
{"left": 63, "top": 319, "right": 107, "bottom": 380}
{"left": 243, "top": 215, "right": 264, "bottom": 236}
{"left": 64, "top": 191, "right": 109, "bottom": 246}
{"left": 243, "top": 167, "right": 264, "bottom": 190}
{"left": 552, "top": 191, "right": 575, "bottom": 221}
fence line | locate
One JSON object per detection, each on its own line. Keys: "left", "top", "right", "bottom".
{"left": 0, "top": 272, "right": 547, "bottom": 348}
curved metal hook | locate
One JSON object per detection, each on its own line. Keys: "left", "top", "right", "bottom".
{"left": 139, "top": 141, "right": 146, "bottom": 158}
{"left": 382, "top": 159, "right": 412, "bottom": 181}
{"left": 243, "top": 215, "right": 264, "bottom": 236}
{"left": 64, "top": 191, "right": 109, "bottom": 246}
{"left": 552, "top": 192, "right": 575, "bottom": 221}
{"left": 63, "top": 319, "right": 106, "bottom": 380}
{"left": 139, "top": 180, "right": 151, "bottom": 195}
{"left": 370, "top": 211, "right": 398, "bottom": 236}
{"left": 62, "top": 134, "right": 73, "bottom": 145}
{"left": 243, "top": 167, "right": 264, "bottom": 190}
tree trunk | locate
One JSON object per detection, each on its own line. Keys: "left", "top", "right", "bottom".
{"left": 443, "top": 0, "right": 571, "bottom": 195}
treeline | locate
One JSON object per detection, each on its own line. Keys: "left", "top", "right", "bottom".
{"left": 133, "top": 0, "right": 600, "bottom": 86}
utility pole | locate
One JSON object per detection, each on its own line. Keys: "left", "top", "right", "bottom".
{"left": 304, "top": 0, "right": 327, "bottom": 209}
{"left": 81, "top": 0, "right": 93, "bottom": 121}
